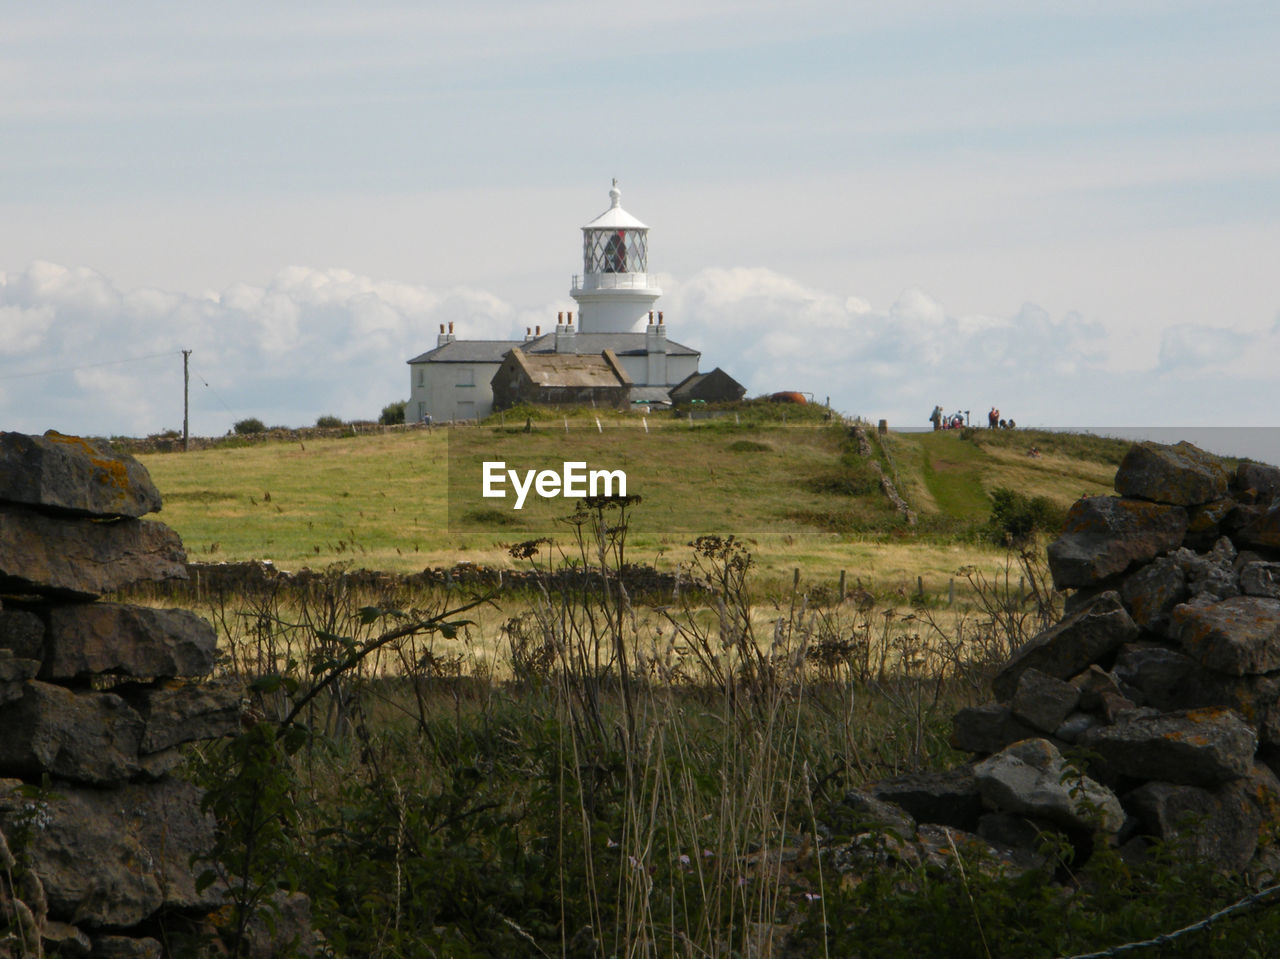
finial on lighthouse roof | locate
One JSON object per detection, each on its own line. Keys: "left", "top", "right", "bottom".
{"left": 609, "top": 179, "right": 621, "bottom": 208}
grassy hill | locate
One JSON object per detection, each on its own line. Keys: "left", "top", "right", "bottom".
{"left": 134, "top": 414, "right": 1131, "bottom": 593}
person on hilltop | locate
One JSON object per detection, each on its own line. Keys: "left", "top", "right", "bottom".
{"left": 930, "top": 405, "right": 943, "bottom": 430}
{"left": 988, "top": 407, "right": 998, "bottom": 429}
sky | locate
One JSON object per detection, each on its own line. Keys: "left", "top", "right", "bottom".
{"left": 1, "top": 1, "right": 1278, "bottom": 439}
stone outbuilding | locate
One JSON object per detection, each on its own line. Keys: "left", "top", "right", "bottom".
{"left": 490, "top": 347, "right": 632, "bottom": 411}
{"left": 669, "top": 367, "right": 747, "bottom": 405}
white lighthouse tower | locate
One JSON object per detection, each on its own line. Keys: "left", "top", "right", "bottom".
{"left": 570, "top": 180, "right": 662, "bottom": 333}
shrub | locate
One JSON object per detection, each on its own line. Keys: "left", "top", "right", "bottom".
{"left": 315, "top": 415, "right": 343, "bottom": 429}
{"left": 233, "top": 417, "right": 266, "bottom": 435}
{"left": 986, "top": 486, "right": 1065, "bottom": 546}
{"left": 379, "top": 400, "right": 406, "bottom": 425}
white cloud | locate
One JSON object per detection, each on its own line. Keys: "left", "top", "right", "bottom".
{"left": 1, "top": 260, "right": 1276, "bottom": 438}
{"left": 0, "top": 261, "right": 559, "bottom": 436}
{"left": 665, "top": 266, "right": 1268, "bottom": 427}
{"left": 0, "top": 303, "right": 54, "bottom": 355}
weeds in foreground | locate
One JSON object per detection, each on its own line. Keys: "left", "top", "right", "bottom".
{"left": 175, "top": 507, "right": 1280, "bottom": 957}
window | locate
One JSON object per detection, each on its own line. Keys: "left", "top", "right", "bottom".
{"left": 584, "top": 228, "right": 648, "bottom": 274}
{"left": 457, "top": 367, "right": 474, "bottom": 387}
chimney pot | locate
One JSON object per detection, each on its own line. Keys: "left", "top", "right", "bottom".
{"left": 658, "top": 312, "right": 664, "bottom": 325}
{"left": 536, "top": 325, "right": 541, "bottom": 335}
{"left": 448, "top": 321, "right": 454, "bottom": 333}
{"left": 439, "top": 324, "right": 445, "bottom": 334}
{"left": 558, "top": 311, "right": 563, "bottom": 322}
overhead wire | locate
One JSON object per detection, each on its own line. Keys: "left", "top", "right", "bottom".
{"left": 0, "top": 349, "right": 181, "bottom": 381}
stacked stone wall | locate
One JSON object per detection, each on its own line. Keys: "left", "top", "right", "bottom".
{"left": 839, "top": 440, "right": 1280, "bottom": 879}
{"left": 0, "top": 432, "right": 244, "bottom": 958}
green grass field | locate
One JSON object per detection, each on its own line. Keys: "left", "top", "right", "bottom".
{"left": 135, "top": 415, "right": 1132, "bottom": 599}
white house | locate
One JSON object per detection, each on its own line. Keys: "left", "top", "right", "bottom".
{"left": 407, "top": 183, "right": 701, "bottom": 423}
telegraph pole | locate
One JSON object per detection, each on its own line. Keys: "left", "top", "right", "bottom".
{"left": 182, "top": 350, "right": 191, "bottom": 452}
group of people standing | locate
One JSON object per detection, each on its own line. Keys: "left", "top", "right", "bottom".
{"left": 928, "top": 406, "right": 1018, "bottom": 430}
{"left": 929, "top": 406, "right": 966, "bottom": 430}
{"left": 987, "top": 407, "right": 1016, "bottom": 430}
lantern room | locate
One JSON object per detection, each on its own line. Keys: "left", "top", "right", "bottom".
{"left": 571, "top": 180, "right": 663, "bottom": 333}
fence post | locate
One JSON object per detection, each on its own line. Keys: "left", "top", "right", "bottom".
{"left": 839, "top": 569, "right": 846, "bottom": 602}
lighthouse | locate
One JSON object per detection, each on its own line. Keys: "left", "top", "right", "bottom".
{"left": 408, "top": 180, "right": 728, "bottom": 422}
{"left": 570, "top": 180, "right": 662, "bottom": 333}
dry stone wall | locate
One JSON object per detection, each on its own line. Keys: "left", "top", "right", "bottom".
{"left": 0, "top": 431, "right": 244, "bottom": 958}
{"left": 840, "top": 440, "right": 1280, "bottom": 879}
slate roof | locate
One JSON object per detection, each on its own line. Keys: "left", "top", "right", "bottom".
{"left": 629, "top": 386, "right": 673, "bottom": 404}
{"left": 521, "top": 332, "right": 699, "bottom": 357}
{"left": 408, "top": 332, "right": 699, "bottom": 365}
{"left": 407, "top": 340, "right": 522, "bottom": 365}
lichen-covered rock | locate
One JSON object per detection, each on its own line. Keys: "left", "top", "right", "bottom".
{"left": 91, "top": 936, "right": 163, "bottom": 959}
{"left": 1114, "top": 441, "right": 1230, "bottom": 507}
{"left": 834, "top": 789, "right": 917, "bottom": 839}
{"left": 0, "top": 507, "right": 186, "bottom": 599}
{"left": 1238, "top": 502, "right": 1280, "bottom": 550}
{"left": 1048, "top": 497, "right": 1188, "bottom": 589}
{"left": 41, "top": 603, "right": 216, "bottom": 680}
{"left": 1120, "top": 555, "right": 1188, "bottom": 633}
{"left": 42, "top": 920, "right": 92, "bottom": 956}
{"left": 1124, "top": 763, "right": 1280, "bottom": 873}
{"left": 0, "top": 607, "right": 44, "bottom": 660}
{"left": 1112, "top": 643, "right": 1196, "bottom": 712}
{"left": 1170, "top": 596, "right": 1280, "bottom": 676}
{"left": 913, "top": 823, "right": 1046, "bottom": 877}
{"left": 1176, "top": 542, "right": 1241, "bottom": 605}
{"left": 0, "top": 652, "right": 41, "bottom": 707}
{"left": 1010, "top": 668, "right": 1080, "bottom": 734}
{"left": 0, "top": 430, "right": 161, "bottom": 518}
{"left": 0, "top": 778, "right": 219, "bottom": 928}
{"left": 0, "top": 681, "right": 142, "bottom": 784}
{"left": 1182, "top": 671, "right": 1280, "bottom": 748}
{"left": 1070, "top": 665, "right": 1141, "bottom": 717}
{"left": 1054, "top": 711, "right": 1098, "bottom": 743}
{"left": 1185, "top": 498, "right": 1238, "bottom": 550}
{"left": 1236, "top": 462, "right": 1280, "bottom": 502}
{"left": 973, "top": 738, "right": 1124, "bottom": 832}
{"left": 1241, "top": 562, "right": 1280, "bottom": 599}
{"left": 117, "top": 679, "right": 243, "bottom": 753}
{"left": 950, "top": 702, "right": 1036, "bottom": 755}
{"left": 992, "top": 592, "right": 1139, "bottom": 700}
{"left": 1079, "top": 707, "right": 1257, "bottom": 787}
{"left": 871, "top": 767, "right": 983, "bottom": 831}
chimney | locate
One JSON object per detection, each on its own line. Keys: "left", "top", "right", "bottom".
{"left": 525, "top": 326, "right": 534, "bottom": 342}
{"left": 645, "top": 317, "right": 667, "bottom": 387}
{"left": 437, "top": 322, "right": 455, "bottom": 348}
{"left": 556, "top": 313, "right": 578, "bottom": 354}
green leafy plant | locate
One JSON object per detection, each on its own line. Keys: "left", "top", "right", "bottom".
{"left": 233, "top": 417, "right": 267, "bottom": 435}
{"left": 379, "top": 401, "right": 406, "bottom": 425}
{"left": 985, "top": 486, "right": 1065, "bottom": 546}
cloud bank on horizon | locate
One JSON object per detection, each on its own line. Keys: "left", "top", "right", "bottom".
{"left": 2, "top": 259, "right": 1277, "bottom": 438}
